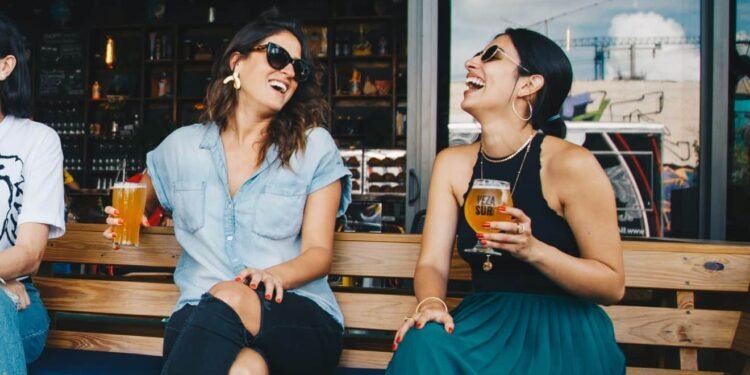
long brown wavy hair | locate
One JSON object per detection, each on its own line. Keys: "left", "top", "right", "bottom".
{"left": 201, "top": 8, "right": 329, "bottom": 167}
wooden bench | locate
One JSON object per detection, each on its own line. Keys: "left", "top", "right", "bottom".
{"left": 35, "top": 223, "right": 750, "bottom": 374}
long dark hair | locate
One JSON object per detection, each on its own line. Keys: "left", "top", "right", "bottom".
{"left": 202, "top": 8, "right": 328, "bottom": 167}
{"left": 0, "top": 13, "right": 31, "bottom": 118}
{"left": 501, "top": 28, "right": 572, "bottom": 138}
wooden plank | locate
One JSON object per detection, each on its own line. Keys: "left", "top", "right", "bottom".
{"left": 336, "top": 350, "right": 723, "bottom": 374}
{"left": 733, "top": 312, "right": 750, "bottom": 356}
{"left": 45, "top": 231, "right": 181, "bottom": 268}
{"left": 47, "top": 330, "right": 162, "bottom": 356}
{"left": 677, "top": 291, "right": 699, "bottom": 371}
{"left": 46, "top": 229, "right": 750, "bottom": 291}
{"left": 624, "top": 252, "right": 750, "bottom": 292}
{"left": 35, "top": 277, "right": 178, "bottom": 317}
{"left": 604, "top": 305, "right": 740, "bottom": 349}
{"left": 336, "top": 293, "right": 415, "bottom": 331}
{"left": 626, "top": 368, "right": 723, "bottom": 375}
{"left": 336, "top": 292, "right": 740, "bottom": 349}
{"left": 331, "top": 240, "right": 421, "bottom": 278}
{"left": 339, "top": 349, "right": 392, "bottom": 369}
{"left": 624, "top": 239, "right": 750, "bottom": 255}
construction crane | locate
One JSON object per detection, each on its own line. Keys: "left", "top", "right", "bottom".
{"left": 555, "top": 36, "right": 700, "bottom": 80}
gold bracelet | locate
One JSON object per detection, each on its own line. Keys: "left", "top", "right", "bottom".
{"left": 415, "top": 296, "right": 448, "bottom": 314}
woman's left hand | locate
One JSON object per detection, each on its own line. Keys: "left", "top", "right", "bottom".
{"left": 1, "top": 279, "right": 30, "bottom": 310}
{"left": 235, "top": 268, "right": 285, "bottom": 303}
{"left": 480, "top": 206, "right": 540, "bottom": 263}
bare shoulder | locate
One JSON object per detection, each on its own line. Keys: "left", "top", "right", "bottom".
{"left": 433, "top": 142, "right": 479, "bottom": 169}
{"left": 432, "top": 143, "right": 478, "bottom": 200}
{"left": 543, "top": 137, "right": 602, "bottom": 179}
{"left": 542, "top": 136, "right": 612, "bottom": 205}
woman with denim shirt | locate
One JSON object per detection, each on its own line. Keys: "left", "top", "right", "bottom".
{"left": 104, "top": 10, "right": 351, "bottom": 375}
{"left": 0, "top": 13, "right": 66, "bottom": 375}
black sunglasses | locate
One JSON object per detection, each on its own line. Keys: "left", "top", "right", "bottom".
{"left": 252, "top": 42, "right": 311, "bottom": 83}
{"left": 474, "top": 45, "right": 530, "bottom": 73}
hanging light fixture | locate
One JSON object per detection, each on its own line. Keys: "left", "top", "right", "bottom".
{"left": 105, "top": 36, "right": 116, "bottom": 69}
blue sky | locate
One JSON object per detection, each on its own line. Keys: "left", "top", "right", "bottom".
{"left": 451, "top": 0, "right": 705, "bottom": 81}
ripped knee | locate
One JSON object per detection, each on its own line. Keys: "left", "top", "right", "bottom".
{"left": 208, "top": 281, "right": 261, "bottom": 334}
{"left": 229, "top": 348, "right": 268, "bottom": 375}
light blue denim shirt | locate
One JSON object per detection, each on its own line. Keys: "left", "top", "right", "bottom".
{"left": 146, "top": 123, "right": 352, "bottom": 326}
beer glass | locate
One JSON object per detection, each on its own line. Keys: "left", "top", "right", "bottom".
{"left": 111, "top": 182, "right": 147, "bottom": 247}
{"left": 464, "top": 179, "right": 513, "bottom": 255}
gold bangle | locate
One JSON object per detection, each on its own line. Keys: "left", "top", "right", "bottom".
{"left": 415, "top": 296, "right": 448, "bottom": 314}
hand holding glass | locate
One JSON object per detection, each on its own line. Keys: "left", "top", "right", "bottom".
{"left": 464, "top": 179, "right": 513, "bottom": 256}
{"left": 111, "top": 182, "right": 147, "bottom": 247}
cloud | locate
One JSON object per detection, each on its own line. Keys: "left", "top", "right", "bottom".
{"left": 605, "top": 12, "right": 700, "bottom": 81}
{"left": 450, "top": 1, "right": 700, "bottom": 80}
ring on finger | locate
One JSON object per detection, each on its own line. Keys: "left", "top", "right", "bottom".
{"left": 403, "top": 316, "right": 415, "bottom": 322}
{"left": 516, "top": 223, "right": 525, "bottom": 234}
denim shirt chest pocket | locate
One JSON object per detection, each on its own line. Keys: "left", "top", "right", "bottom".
{"left": 252, "top": 174, "right": 307, "bottom": 240}
{"left": 172, "top": 181, "right": 206, "bottom": 233}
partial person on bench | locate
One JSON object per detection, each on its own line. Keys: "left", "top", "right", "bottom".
{"left": 0, "top": 13, "right": 65, "bottom": 375}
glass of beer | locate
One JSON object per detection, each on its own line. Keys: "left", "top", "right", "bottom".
{"left": 111, "top": 182, "right": 147, "bottom": 247}
{"left": 464, "top": 179, "right": 513, "bottom": 255}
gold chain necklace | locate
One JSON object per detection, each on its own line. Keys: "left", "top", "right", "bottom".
{"left": 480, "top": 132, "right": 537, "bottom": 195}
{"left": 478, "top": 131, "right": 537, "bottom": 272}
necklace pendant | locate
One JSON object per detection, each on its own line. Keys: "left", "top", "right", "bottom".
{"left": 482, "top": 254, "right": 493, "bottom": 272}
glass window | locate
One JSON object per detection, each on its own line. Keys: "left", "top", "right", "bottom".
{"left": 448, "top": 1, "right": 701, "bottom": 238}
{"left": 728, "top": 0, "right": 750, "bottom": 240}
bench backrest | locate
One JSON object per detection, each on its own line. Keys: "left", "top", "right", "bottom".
{"left": 37, "top": 224, "right": 750, "bottom": 372}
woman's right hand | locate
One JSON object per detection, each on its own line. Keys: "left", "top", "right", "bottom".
{"left": 392, "top": 301, "right": 454, "bottom": 351}
{"left": 102, "top": 206, "right": 149, "bottom": 249}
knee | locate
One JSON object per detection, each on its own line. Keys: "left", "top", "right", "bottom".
{"left": 402, "top": 323, "right": 449, "bottom": 347}
{"left": 208, "top": 281, "right": 259, "bottom": 312}
{"left": 228, "top": 348, "right": 268, "bottom": 375}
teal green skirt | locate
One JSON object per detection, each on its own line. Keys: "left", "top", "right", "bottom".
{"left": 386, "top": 292, "right": 625, "bottom": 375}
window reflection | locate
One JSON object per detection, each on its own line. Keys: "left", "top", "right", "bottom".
{"left": 728, "top": 0, "right": 750, "bottom": 240}
{"left": 449, "top": 1, "right": 701, "bottom": 238}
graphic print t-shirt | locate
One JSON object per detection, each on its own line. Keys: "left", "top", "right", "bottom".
{"left": 0, "top": 115, "right": 65, "bottom": 252}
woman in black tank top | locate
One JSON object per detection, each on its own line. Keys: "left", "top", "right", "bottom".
{"left": 387, "top": 28, "right": 625, "bottom": 375}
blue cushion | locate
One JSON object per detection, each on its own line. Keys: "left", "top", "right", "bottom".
{"left": 28, "top": 348, "right": 162, "bottom": 375}
{"left": 29, "top": 348, "right": 385, "bottom": 375}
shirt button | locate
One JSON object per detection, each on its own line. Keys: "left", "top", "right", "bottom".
{"left": 226, "top": 235, "right": 234, "bottom": 241}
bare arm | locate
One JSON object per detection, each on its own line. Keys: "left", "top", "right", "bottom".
{"left": 0, "top": 223, "right": 50, "bottom": 279}
{"left": 486, "top": 146, "right": 624, "bottom": 304}
{"left": 264, "top": 180, "right": 342, "bottom": 289}
{"left": 532, "top": 147, "right": 624, "bottom": 304}
{"left": 414, "top": 150, "right": 464, "bottom": 304}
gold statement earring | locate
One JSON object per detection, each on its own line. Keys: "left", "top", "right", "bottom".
{"left": 222, "top": 65, "right": 241, "bottom": 90}
{"left": 511, "top": 98, "right": 533, "bottom": 122}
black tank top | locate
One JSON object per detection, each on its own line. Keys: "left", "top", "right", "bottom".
{"left": 457, "top": 133, "right": 580, "bottom": 296}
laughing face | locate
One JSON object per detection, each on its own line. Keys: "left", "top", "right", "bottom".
{"left": 460, "top": 35, "right": 526, "bottom": 119}
{"left": 232, "top": 31, "right": 303, "bottom": 116}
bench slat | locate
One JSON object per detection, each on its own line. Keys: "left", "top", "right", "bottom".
{"left": 733, "top": 312, "right": 750, "bottom": 356}
{"left": 336, "top": 293, "right": 740, "bottom": 349}
{"left": 624, "top": 252, "right": 750, "bottom": 292}
{"left": 47, "top": 330, "right": 163, "bottom": 357}
{"left": 37, "top": 277, "right": 741, "bottom": 350}
{"left": 35, "top": 277, "right": 178, "bottom": 317}
{"left": 602, "top": 305, "right": 740, "bottom": 349}
{"left": 45, "top": 226, "right": 750, "bottom": 292}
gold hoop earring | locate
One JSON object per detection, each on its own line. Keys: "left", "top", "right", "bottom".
{"left": 222, "top": 67, "right": 241, "bottom": 90}
{"left": 511, "top": 98, "right": 532, "bottom": 122}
